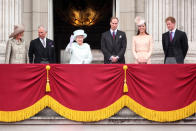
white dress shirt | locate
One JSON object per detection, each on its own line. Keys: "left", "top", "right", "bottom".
{"left": 110, "top": 29, "right": 117, "bottom": 36}
{"left": 170, "top": 28, "right": 176, "bottom": 39}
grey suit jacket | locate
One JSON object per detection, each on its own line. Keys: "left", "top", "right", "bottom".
{"left": 101, "top": 30, "right": 127, "bottom": 64}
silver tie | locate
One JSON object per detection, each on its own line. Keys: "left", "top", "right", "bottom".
{"left": 42, "top": 39, "right": 46, "bottom": 48}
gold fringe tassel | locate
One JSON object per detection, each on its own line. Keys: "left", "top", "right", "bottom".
{"left": 46, "top": 65, "right": 51, "bottom": 92}
{"left": 123, "top": 65, "right": 128, "bottom": 93}
{"left": 48, "top": 96, "right": 196, "bottom": 122}
{"left": 124, "top": 95, "right": 196, "bottom": 122}
{"left": 1, "top": 95, "right": 196, "bottom": 122}
{"left": 0, "top": 96, "right": 49, "bottom": 122}
{"left": 48, "top": 96, "right": 126, "bottom": 122}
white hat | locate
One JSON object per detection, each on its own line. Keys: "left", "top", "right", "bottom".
{"left": 134, "top": 16, "right": 146, "bottom": 26}
{"left": 73, "top": 29, "right": 87, "bottom": 40}
{"left": 9, "top": 24, "right": 25, "bottom": 38}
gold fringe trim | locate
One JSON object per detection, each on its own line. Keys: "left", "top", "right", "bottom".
{"left": 45, "top": 65, "right": 51, "bottom": 92}
{"left": 124, "top": 95, "right": 196, "bottom": 122}
{"left": 0, "top": 96, "right": 49, "bottom": 122}
{"left": 1, "top": 95, "right": 196, "bottom": 122}
{"left": 123, "top": 65, "right": 128, "bottom": 93}
{"left": 48, "top": 96, "right": 126, "bottom": 122}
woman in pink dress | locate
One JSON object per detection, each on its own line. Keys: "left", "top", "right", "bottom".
{"left": 132, "top": 16, "right": 153, "bottom": 64}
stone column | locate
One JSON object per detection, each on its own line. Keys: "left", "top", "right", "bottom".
{"left": 32, "top": 0, "right": 49, "bottom": 39}
{"left": 0, "top": 0, "right": 22, "bottom": 63}
{"left": 118, "top": 0, "right": 136, "bottom": 64}
{"left": 22, "top": 0, "right": 32, "bottom": 45}
{"left": 22, "top": 0, "right": 53, "bottom": 43}
{"left": 48, "top": 0, "right": 54, "bottom": 40}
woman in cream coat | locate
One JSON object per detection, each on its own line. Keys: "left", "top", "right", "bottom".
{"left": 132, "top": 16, "right": 153, "bottom": 64}
{"left": 65, "top": 29, "right": 92, "bottom": 64}
{"left": 5, "top": 24, "right": 29, "bottom": 64}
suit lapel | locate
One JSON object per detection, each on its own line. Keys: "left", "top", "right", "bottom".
{"left": 172, "top": 29, "right": 179, "bottom": 44}
{"left": 107, "top": 31, "right": 113, "bottom": 46}
{"left": 46, "top": 38, "right": 49, "bottom": 48}
{"left": 37, "top": 38, "right": 44, "bottom": 48}
{"left": 115, "top": 30, "right": 120, "bottom": 44}
{"left": 163, "top": 32, "right": 170, "bottom": 50}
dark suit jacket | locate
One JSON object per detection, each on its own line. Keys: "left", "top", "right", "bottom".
{"left": 29, "top": 38, "right": 56, "bottom": 63}
{"left": 101, "top": 30, "right": 127, "bottom": 64}
{"left": 162, "top": 29, "right": 188, "bottom": 64}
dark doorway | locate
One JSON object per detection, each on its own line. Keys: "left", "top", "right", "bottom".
{"left": 53, "top": 0, "right": 113, "bottom": 63}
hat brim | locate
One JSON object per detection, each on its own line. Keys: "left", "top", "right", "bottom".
{"left": 9, "top": 25, "right": 25, "bottom": 38}
{"left": 74, "top": 33, "right": 87, "bottom": 40}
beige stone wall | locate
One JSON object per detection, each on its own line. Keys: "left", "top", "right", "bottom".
{"left": 22, "top": 0, "right": 49, "bottom": 44}
{"left": 22, "top": 0, "right": 32, "bottom": 44}
{"left": 119, "top": 0, "right": 136, "bottom": 63}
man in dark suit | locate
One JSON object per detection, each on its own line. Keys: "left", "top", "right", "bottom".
{"left": 101, "top": 17, "right": 127, "bottom": 64}
{"left": 162, "top": 17, "right": 188, "bottom": 64}
{"left": 29, "top": 25, "right": 56, "bottom": 64}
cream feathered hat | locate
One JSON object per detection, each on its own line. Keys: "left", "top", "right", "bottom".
{"left": 134, "top": 16, "right": 146, "bottom": 26}
{"left": 9, "top": 24, "right": 25, "bottom": 38}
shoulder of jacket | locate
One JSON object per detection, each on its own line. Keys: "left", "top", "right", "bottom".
{"left": 8, "top": 38, "right": 14, "bottom": 42}
{"left": 176, "top": 29, "right": 186, "bottom": 34}
{"left": 102, "top": 31, "right": 110, "bottom": 35}
{"left": 163, "top": 32, "right": 169, "bottom": 36}
{"left": 118, "top": 30, "right": 125, "bottom": 34}
{"left": 132, "top": 35, "right": 136, "bottom": 39}
{"left": 83, "top": 43, "right": 90, "bottom": 47}
{"left": 47, "top": 38, "right": 53, "bottom": 42}
{"left": 31, "top": 38, "right": 38, "bottom": 42}
{"left": 72, "top": 42, "right": 78, "bottom": 45}
{"left": 148, "top": 35, "right": 153, "bottom": 39}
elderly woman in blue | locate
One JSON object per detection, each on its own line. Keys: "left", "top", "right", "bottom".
{"left": 65, "top": 29, "right": 93, "bottom": 64}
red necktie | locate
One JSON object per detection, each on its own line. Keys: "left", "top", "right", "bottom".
{"left": 170, "top": 32, "right": 173, "bottom": 42}
{"left": 112, "top": 31, "right": 115, "bottom": 40}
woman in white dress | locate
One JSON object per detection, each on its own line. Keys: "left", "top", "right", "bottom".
{"left": 65, "top": 29, "right": 92, "bottom": 64}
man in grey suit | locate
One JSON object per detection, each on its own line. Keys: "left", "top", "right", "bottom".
{"left": 101, "top": 17, "right": 127, "bottom": 64}
{"left": 162, "top": 16, "right": 188, "bottom": 64}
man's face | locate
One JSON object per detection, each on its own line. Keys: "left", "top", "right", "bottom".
{"left": 38, "top": 27, "right": 47, "bottom": 39}
{"left": 166, "top": 20, "right": 175, "bottom": 31}
{"left": 110, "top": 19, "right": 118, "bottom": 31}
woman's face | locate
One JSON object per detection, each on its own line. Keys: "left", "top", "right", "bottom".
{"left": 76, "top": 35, "right": 84, "bottom": 45}
{"left": 138, "top": 24, "right": 146, "bottom": 34}
{"left": 15, "top": 32, "right": 24, "bottom": 40}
